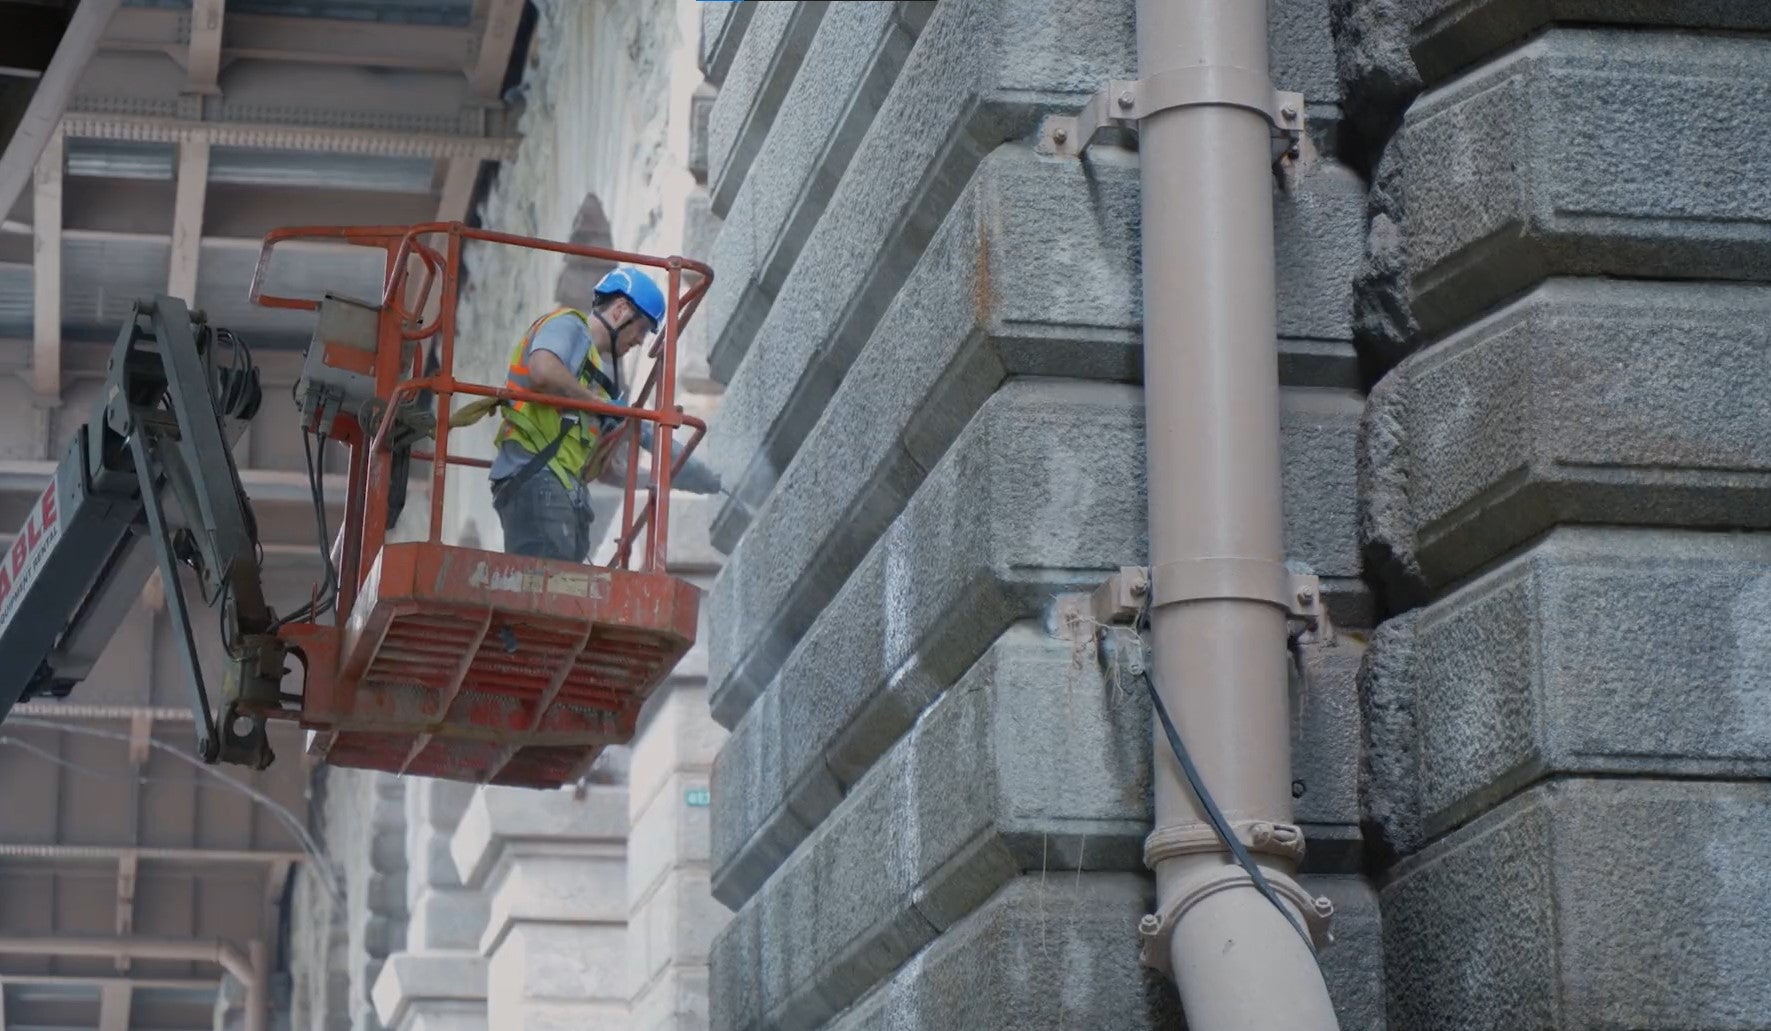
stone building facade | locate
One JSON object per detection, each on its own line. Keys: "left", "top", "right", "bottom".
{"left": 288, "top": 1, "right": 1771, "bottom": 1029}
{"left": 288, "top": 0, "right": 728, "bottom": 1027}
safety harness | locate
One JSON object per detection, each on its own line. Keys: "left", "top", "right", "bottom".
{"left": 452, "top": 307, "right": 636, "bottom": 501}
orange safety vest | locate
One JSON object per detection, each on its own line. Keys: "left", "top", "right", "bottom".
{"left": 493, "top": 308, "right": 616, "bottom": 489}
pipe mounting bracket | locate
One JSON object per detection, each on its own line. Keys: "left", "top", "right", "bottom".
{"left": 1039, "top": 66, "right": 1305, "bottom": 162}
{"left": 1076, "top": 570, "right": 1331, "bottom": 651}
{"left": 1089, "top": 561, "right": 1324, "bottom": 622}
{"left": 1137, "top": 865, "right": 1335, "bottom": 972}
{"left": 1145, "top": 818, "right": 1307, "bottom": 868}
{"left": 1150, "top": 557, "right": 1317, "bottom": 615}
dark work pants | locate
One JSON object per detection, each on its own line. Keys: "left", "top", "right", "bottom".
{"left": 492, "top": 471, "right": 592, "bottom": 562}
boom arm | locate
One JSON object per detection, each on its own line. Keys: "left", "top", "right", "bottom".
{"left": 0, "top": 296, "right": 287, "bottom": 768}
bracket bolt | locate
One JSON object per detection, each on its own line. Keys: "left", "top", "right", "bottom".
{"left": 1296, "top": 587, "right": 1315, "bottom": 605}
{"left": 1138, "top": 914, "right": 1161, "bottom": 936}
{"left": 1117, "top": 90, "right": 1135, "bottom": 110}
{"left": 1052, "top": 127, "right": 1068, "bottom": 145}
{"left": 1129, "top": 579, "right": 1148, "bottom": 598}
{"left": 1281, "top": 105, "right": 1297, "bottom": 122}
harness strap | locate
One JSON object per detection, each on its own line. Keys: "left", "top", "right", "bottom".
{"left": 492, "top": 421, "right": 574, "bottom": 504}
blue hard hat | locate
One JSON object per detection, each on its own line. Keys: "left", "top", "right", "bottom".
{"left": 593, "top": 266, "right": 666, "bottom": 329}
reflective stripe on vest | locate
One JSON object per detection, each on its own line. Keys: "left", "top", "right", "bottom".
{"left": 495, "top": 308, "right": 613, "bottom": 489}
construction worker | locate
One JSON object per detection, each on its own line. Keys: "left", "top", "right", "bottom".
{"left": 480, "top": 266, "right": 722, "bottom": 561}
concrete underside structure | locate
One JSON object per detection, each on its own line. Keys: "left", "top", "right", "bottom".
{"left": 262, "top": 1, "right": 1771, "bottom": 1029}
{"left": 0, "top": 0, "right": 535, "bottom": 1028}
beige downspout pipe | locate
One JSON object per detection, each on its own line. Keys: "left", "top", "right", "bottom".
{"left": 0, "top": 936, "right": 267, "bottom": 1031}
{"left": 1134, "top": 0, "right": 1339, "bottom": 1027}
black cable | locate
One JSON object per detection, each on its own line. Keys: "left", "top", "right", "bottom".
{"left": 217, "top": 579, "right": 240, "bottom": 660}
{"left": 1134, "top": 602, "right": 1318, "bottom": 955}
{"left": 271, "top": 429, "right": 339, "bottom": 630}
{"left": 308, "top": 434, "right": 338, "bottom": 619}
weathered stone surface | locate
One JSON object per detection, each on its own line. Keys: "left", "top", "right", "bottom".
{"left": 700, "top": 0, "right": 926, "bottom": 369}
{"left": 1342, "top": 0, "right": 1771, "bottom": 96}
{"left": 628, "top": 770, "right": 715, "bottom": 919}
{"left": 486, "top": 924, "right": 628, "bottom": 1030}
{"left": 708, "top": 381, "right": 1146, "bottom": 903}
{"left": 708, "top": 624, "right": 1148, "bottom": 1024}
{"left": 1293, "top": 634, "right": 1367, "bottom": 871}
{"left": 1271, "top": 0, "right": 1341, "bottom": 113}
{"left": 701, "top": 0, "right": 1136, "bottom": 407}
{"left": 706, "top": 2, "right": 829, "bottom": 213}
{"left": 451, "top": 786, "right": 627, "bottom": 892}
{"left": 1275, "top": 160, "right": 1367, "bottom": 386}
{"left": 1356, "top": 29, "right": 1771, "bottom": 362}
{"left": 713, "top": 619, "right": 1364, "bottom": 916}
{"left": 705, "top": 141, "right": 1371, "bottom": 711}
{"left": 704, "top": 145, "right": 1139, "bottom": 714}
{"left": 1306, "top": 875, "right": 1387, "bottom": 1031}
{"left": 706, "top": 138, "right": 1365, "bottom": 541}
{"left": 698, "top": 0, "right": 755, "bottom": 85}
{"left": 630, "top": 966, "right": 711, "bottom": 1031}
{"left": 629, "top": 683, "right": 727, "bottom": 843}
{"left": 1362, "top": 279, "right": 1771, "bottom": 598}
{"left": 823, "top": 875, "right": 1181, "bottom": 1031}
{"left": 630, "top": 868, "right": 725, "bottom": 1002}
{"left": 1384, "top": 778, "right": 1771, "bottom": 1030}
{"left": 1364, "top": 527, "right": 1771, "bottom": 859}
{"left": 706, "top": 141, "right": 1137, "bottom": 564}
{"left": 372, "top": 952, "right": 488, "bottom": 1031}
{"left": 711, "top": 365, "right": 1366, "bottom": 730}
{"left": 688, "top": 85, "right": 716, "bottom": 186}
{"left": 709, "top": 384, "right": 1363, "bottom": 907}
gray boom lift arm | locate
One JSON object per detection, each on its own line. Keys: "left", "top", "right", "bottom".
{"left": 0, "top": 295, "right": 289, "bottom": 768}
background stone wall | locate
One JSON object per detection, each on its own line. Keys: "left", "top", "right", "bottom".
{"left": 291, "top": 0, "right": 730, "bottom": 1028}
{"left": 1339, "top": 2, "right": 1771, "bottom": 1026}
{"left": 696, "top": 0, "right": 1380, "bottom": 1028}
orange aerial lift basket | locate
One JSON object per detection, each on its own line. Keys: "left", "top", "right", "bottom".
{"left": 245, "top": 223, "right": 711, "bottom": 789}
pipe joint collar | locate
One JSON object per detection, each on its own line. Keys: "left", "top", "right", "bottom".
{"left": 1136, "top": 865, "right": 1335, "bottom": 971}
{"left": 1144, "top": 818, "right": 1307, "bottom": 867}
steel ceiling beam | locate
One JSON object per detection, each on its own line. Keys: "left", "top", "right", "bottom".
{"left": 0, "top": 937, "right": 254, "bottom": 988}
{"left": 467, "top": 0, "right": 526, "bottom": 99}
{"left": 165, "top": 141, "right": 208, "bottom": 302}
{"left": 32, "top": 179, "right": 439, "bottom": 240}
{"left": 183, "top": 0, "right": 223, "bottom": 96}
{"left": 0, "top": 974, "right": 215, "bottom": 991}
{"left": 0, "top": 0, "right": 122, "bottom": 235}
{"left": 0, "top": 937, "right": 265, "bottom": 1031}
{"left": 435, "top": 156, "right": 479, "bottom": 222}
{"left": 433, "top": 0, "right": 524, "bottom": 228}
{"left": 0, "top": 339, "right": 303, "bottom": 384}
{"left": 30, "top": 130, "right": 60, "bottom": 405}
{"left": 0, "top": 845, "right": 306, "bottom": 865}
{"left": 112, "top": 711, "right": 152, "bottom": 975}
{"left": 58, "top": 112, "right": 518, "bottom": 160}
{"left": 101, "top": 9, "right": 478, "bottom": 75}
{"left": 97, "top": 981, "right": 130, "bottom": 1031}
